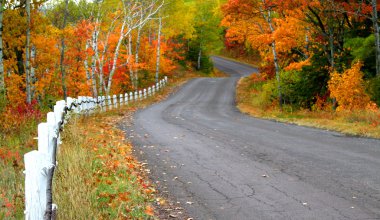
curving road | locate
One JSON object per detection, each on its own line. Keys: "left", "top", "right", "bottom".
{"left": 128, "top": 56, "right": 380, "bottom": 220}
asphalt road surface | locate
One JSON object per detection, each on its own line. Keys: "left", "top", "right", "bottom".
{"left": 128, "top": 56, "right": 380, "bottom": 220}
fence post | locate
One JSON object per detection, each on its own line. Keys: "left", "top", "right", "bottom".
{"left": 134, "top": 91, "right": 138, "bottom": 101}
{"left": 148, "top": 87, "right": 151, "bottom": 96}
{"left": 143, "top": 89, "right": 147, "bottom": 99}
{"left": 108, "top": 96, "right": 112, "bottom": 110}
{"left": 24, "top": 151, "right": 50, "bottom": 220}
{"left": 138, "top": 90, "right": 142, "bottom": 100}
{"left": 152, "top": 85, "right": 156, "bottom": 95}
{"left": 119, "top": 94, "right": 124, "bottom": 106}
{"left": 156, "top": 82, "right": 160, "bottom": 90}
{"left": 113, "top": 95, "right": 117, "bottom": 108}
{"left": 85, "top": 97, "right": 89, "bottom": 112}
{"left": 38, "top": 123, "right": 49, "bottom": 155}
{"left": 165, "top": 76, "right": 168, "bottom": 84}
{"left": 129, "top": 92, "right": 133, "bottom": 102}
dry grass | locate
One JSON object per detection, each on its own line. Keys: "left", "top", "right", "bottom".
{"left": 53, "top": 117, "right": 99, "bottom": 219}
{"left": 1, "top": 68, "right": 228, "bottom": 219}
{"left": 237, "top": 77, "right": 380, "bottom": 139}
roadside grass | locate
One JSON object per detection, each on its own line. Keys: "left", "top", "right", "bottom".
{"left": 53, "top": 111, "right": 156, "bottom": 219}
{"left": 237, "top": 77, "right": 380, "bottom": 138}
{"left": 0, "top": 117, "right": 40, "bottom": 219}
{"left": 0, "top": 67, "right": 213, "bottom": 218}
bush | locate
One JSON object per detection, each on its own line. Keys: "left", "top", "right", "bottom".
{"left": 328, "top": 62, "right": 372, "bottom": 111}
{"left": 258, "top": 79, "right": 278, "bottom": 108}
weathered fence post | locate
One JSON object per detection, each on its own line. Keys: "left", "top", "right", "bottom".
{"left": 148, "top": 87, "right": 152, "bottom": 96}
{"left": 125, "top": 93, "right": 128, "bottom": 104}
{"left": 129, "top": 92, "right": 134, "bottom": 102}
{"left": 101, "top": 96, "right": 106, "bottom": 111}
{"left": 108, "top": 96, "right": 112, "bottom": 110}
{"left": 143, "top": 89, "right": 147, "bottom": 99}
{"left": 119, "top": 94, "right": 124, "bottom": 106}
{"left": 113, "top": 95, "right": 117, "bottom": 108}
{"left": 134, "top": 91, "right": 138, "bottom": 101}
{"left": 138, "top": 90, "right": 142, "bottom": 100}
{"left": 24, "top": 151, "right": 50, "bottom": 220}
{"left": 152, "top": 85, "right": 156, "bottom": 95}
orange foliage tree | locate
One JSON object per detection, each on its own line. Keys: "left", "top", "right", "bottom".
{"left": 328, "top": 62, "right": 374, "bottom": 111}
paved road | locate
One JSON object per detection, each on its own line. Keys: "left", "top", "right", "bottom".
{"left": 128, "top": 56, "right": 380, "bottom": 220}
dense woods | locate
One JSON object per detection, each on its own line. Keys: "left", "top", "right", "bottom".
{"left": 0, "top": 0, "right": 224, "bottom": 135}
{"left": 221, "top": 0, "right": 380, "bottom": 112}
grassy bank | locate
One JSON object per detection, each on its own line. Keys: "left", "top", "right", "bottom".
{"left": 236, "top": 76, "right": 380, "bottom": 139}
{"left": 53, "top": 110, "right": 157, "bottom": 219}
{"left": 0, "top": 67, "right": 215, "bottom": 218}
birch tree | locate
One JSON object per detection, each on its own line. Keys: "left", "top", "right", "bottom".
{"left": 102, "top": 0, "right": 164, "bottom": 97}
{"left": 155, "top": 17, "right": 162, "bottom": 83}
{"left": 0, "top": 0, "right": 5, "bottom": 100}
{"left": 260, "top": 0, "right": 282, "bottom": 108}
{"left": 26, "top": 0, "right": 32, "bottom": 104}
{"left": 60, "top": 0, "right": 69, "bottom": 100}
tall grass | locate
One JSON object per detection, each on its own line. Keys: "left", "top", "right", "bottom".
{"left": 237, "top": 77, "right": 380, "bottom": 138}
{"left": 0, "top": 115, "right": 40, "bottom": 219}
{"left": 53, "top": 117, "right": 99, "bottom": 219}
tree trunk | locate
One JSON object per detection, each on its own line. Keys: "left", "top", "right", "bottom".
{"left": 373, "top": 0, "right": 380, "bottom": 77}
{"left": 25, "top": 0, "right": 31, "bottom": 104}
{"left": 91, "top": 28, "right": 98, "bottom": 97}
{"left": 155, "top": 17, "right": 162, "bottom": 83}
{"left": 134, "top": 19, "right": 142, "bottom": 89}
{"left": 262, "top": 4, "right": 282, "bottom": 109}
{"left": 328, "top": 27, "right": 335, "bottom": 69}
{"left": 60, "top": 0, "right": 69, "bottom": 100}
{"left": 271, "top": 41, "right": 282, "bottom": 108}
{"left": 0, "top": 1, "right": 5, "bottom": 99}
{"left": 105, "top": 20, "right": 126, "bottom": 98}
{"left": 84, "top": 41, "right": 92, "bottom": 90}
{"left": 197, "top": 28, "right": 203, "bottom": 70}
{"left": 30, "top": 46, "right": 36, "bottom": 99}
{"left": 197, "top": 48, "right": 202, "bottom": 70}
{"left": 128, "top": 32, "right": 136, "bottom": 89}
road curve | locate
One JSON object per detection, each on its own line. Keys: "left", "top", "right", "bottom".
{"left": 127, "top": 56, "right": 380, "bottom": 220}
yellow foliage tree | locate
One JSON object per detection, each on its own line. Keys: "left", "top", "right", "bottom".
{"left": 328, "top": 62, "right": 371, "bottom": 111}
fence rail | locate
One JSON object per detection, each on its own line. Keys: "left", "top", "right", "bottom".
{"left": 24, "top": 76, "right": 168, "bottom": 220}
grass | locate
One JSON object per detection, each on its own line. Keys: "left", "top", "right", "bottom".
{"left": 0, "top": 66, "right": 216, "bottom": 219}
{"left": 236, "top": 76, "right": 380, "bottom": 139}
{"left": 53, "top": 111, "right": 156, "bottom": 219}
{"left": 0, "top": 115, "right": 41, "bottom": 219}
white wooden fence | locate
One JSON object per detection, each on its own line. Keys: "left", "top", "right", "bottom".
{"left": 24, "top": 77, "right": 168, "bottom": 220}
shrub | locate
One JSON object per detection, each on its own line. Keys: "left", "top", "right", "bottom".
{"left": 328, "top": 62, "right": 373, "bottom": 111}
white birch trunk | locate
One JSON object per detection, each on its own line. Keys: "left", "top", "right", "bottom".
{"left": 25, "top": 0, "right": 31, "bottom": 104}
{"left": 0, "top": 2, "right": 5, "bottom": 98}
{"left": 155, "top": 17, "right": 162, "bottom": 83}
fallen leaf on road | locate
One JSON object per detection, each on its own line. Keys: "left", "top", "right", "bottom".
{"left": 145, "top": 205, "right": 154, "bottom": 216}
